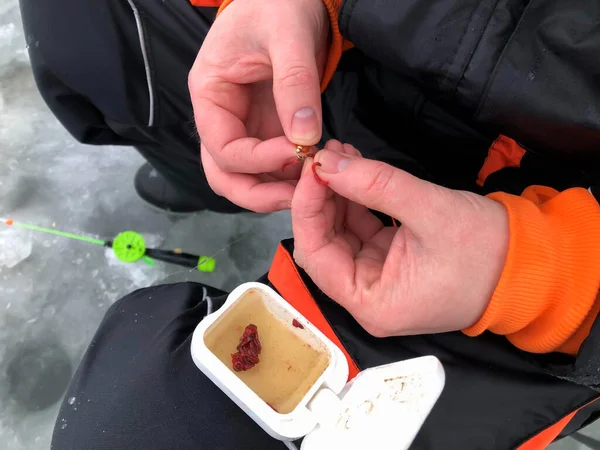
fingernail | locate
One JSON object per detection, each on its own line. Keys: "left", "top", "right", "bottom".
{"left": 291, "top": 108, "right": 319, "bottom": 143}
{"left": 314, "top": 150, "right": 350, "bottom": 174}
{"left": 277, "top": 200, "right": 292, "bottom": 210}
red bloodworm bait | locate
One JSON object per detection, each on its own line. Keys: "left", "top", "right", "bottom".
{"left": 231, "top": 324, "right": 262, "bottom": 372}
{"left": 312, "top": 162, "right": 328, "bottom": 186}
{"left": 281, "top": 159, "right": 299, "bottom": 172}
{"left": 292, "top": 319, "right": 304, "bottom": 329}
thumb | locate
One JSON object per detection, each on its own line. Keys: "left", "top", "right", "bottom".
{"left": 313, "top": 150, "right": 444, "bottom": 231}
{"left": 270, "top": 34, "right": 322, "bottom": 146}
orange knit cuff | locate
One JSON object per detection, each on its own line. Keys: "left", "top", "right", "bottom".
{"left": 463, "top": 187, "right": 600, "bottom": 356}
{"left": 320, "top": 0, "right": 345, "bottom": 91}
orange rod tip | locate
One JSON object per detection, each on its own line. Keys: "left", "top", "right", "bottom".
{"left": 4, "top": 219, "right": 14, "bottom": 226}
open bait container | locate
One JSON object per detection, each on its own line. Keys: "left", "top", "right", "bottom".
{"left": 191, "top": 282, "right": 445, "bottom": 449}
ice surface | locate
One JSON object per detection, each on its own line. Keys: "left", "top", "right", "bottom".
{"left": 0, "top": 3, "right": 291, "bottom": 449}
{"left": 0, "top": 228, "right": 32, "bottom": 268}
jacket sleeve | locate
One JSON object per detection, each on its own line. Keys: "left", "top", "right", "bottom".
{"left": 335, "top": 0, "right": 600, "bottom": 158}
{"left": 463, "top": 187, "right": 600, "bottom": 357}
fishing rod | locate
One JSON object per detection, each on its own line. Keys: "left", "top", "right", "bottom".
{"left": 1, "top": 218, "right": 216, "bottom": 272}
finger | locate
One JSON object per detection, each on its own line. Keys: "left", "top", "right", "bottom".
{"left": 291, "top": 159, "right": 330, "bottom": 254}
{"left": 314, "top": 150, "right": 443, "bottom": 232}
{"left": 270, "top": 34, "right": 322, "bottom": 146}
{"left": 197, "top": 99, "right": 299, "bottom": 173}
{"left": 333, "top": 193, "right": 347, "bottom": 234}
{"left": 190, "top": 56, "right": 299, "bottom": 174}
{"left": 345, "top": 201, "right": 384, "bottom": 243}
{"left": 331, "top": 140, "right": 355, "bottom": 234}
{"left": 343, "top": 143, "right": 362, "bottom": 157}
{"left": 324, "top": 139, "right": 344, "bottom": 153}
{"left": 201, "top": 146, "right": 294, "bottom": 212}
{"left": 292, "top": 159, "right": 355, "bottom": 301}
{"left": 326, "top": 142, "right": 384, "bottom": 240}
{"left": 189, "top": 58, "right": 252, "bottom": 165}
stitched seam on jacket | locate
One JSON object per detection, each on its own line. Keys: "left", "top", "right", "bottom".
{"left": 440, "top": 0, "right": 500, "bottom": 97}
{"left": 452, "top": 0, "right": 502, "bottom": 99}
{"left": 474, "top": 0, "right": 534, "bottom": 118}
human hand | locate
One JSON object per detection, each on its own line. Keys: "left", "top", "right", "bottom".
{"left": 189, "top": 0, "right": 329, "bottom": 212}
{"left": 292, "top": 141, "right": 509, "bottom": 336}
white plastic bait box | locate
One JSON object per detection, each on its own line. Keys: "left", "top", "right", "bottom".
{"left": 191, "top": 282, "right": 445, "bottom": 449}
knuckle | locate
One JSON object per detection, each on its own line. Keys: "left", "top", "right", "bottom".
{"left": 202, "top": 167, "right": 225, "bottom": 198}
{"left": 188, "top": 74, "right": 215, "bottom": 99}
{"left": 211, "top": 146, "right": 237, "bottom": 172}
{"left": 292, "top": 248, "right": 306, "bottom": 269}
{"left": 364, "top": 163, "right": 395, "bottom": 198}
{"left": 360, "top": 321, "right": 389, "bottom": 338}
{"left": 252, "top": 204, "right": 273, "bottom": 214}
{"left": 205, "top": 174, "right": 225, "bottom": 197}
{"left": 188, "top": 66, "right": 210, "bottom": 97}
{"left": 276, "top": 63, "right": 316, "bottom": 90}
{"left": 187, "top": 71, "right": 199, "bottom": 94}
{"left": 215, "top": 157, "right": 235, "bottom": 173}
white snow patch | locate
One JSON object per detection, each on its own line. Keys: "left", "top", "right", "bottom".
{"left": 0, "top": 23, "right": 15, "bottom": 42}
{"left": 0, "top": 228, "right": 32, "bottom": 268}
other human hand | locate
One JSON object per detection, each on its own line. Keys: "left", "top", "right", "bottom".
{"left": 292, "top": 141, "right": 509, "bottom": 336}
{"left": 190, "top": 0, "right": 329, "bottom": 212}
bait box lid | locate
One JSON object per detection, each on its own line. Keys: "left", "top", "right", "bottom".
{"left": 300, "top": 356, "right": 445, "bottom": 450}
{"left": 190, "top": 283, "right": 445, "bottom": 448}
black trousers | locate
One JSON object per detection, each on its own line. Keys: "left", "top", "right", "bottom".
{"left": 48, "top": 240, "right": 600, "bottom": 450}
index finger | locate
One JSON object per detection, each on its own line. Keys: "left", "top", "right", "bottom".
{"left": 190, "top": 77, "right": 299, "bottom": 173}
{"left": 201, "top": 146, "right": 295, "bottom": 212}
{"left": 291, "top": 159, "right": 356, "bottom": 302}
{"left": 189, "top": 44, "right": 302, "bottom": 173}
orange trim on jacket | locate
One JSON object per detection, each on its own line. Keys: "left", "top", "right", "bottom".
{"left": 268, "top": 243, "right": 361, "bottom": 381}
{"left": 190, "top": 0, "right": 350, "bottom": 91}
{"left": 517, "top": 410, "right": 578, "bottom": 450}
{"left": 477, "top": 135, "right": 526, "bottom": 186}
{"left": 464, "top": 183, "right": 600, "bottom": 356}
{"left": 189, "top": 0, "right": 223, "bottom": 6}
{"left": 267, "top": 242, "right": 600, "bottom": 449}
{"left": 517, "top": 397, "right": 600, "bottom": 449}
{"left": 318, "top": 0, "right": 347, "bottom": 90}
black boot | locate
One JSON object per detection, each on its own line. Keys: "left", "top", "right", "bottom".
{"left": 134, "top": 163, "right": 206, "bottom": 214}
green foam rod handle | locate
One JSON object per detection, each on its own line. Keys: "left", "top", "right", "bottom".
{"left": 197, "top": 256, "right": 216, "bottom": 273}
